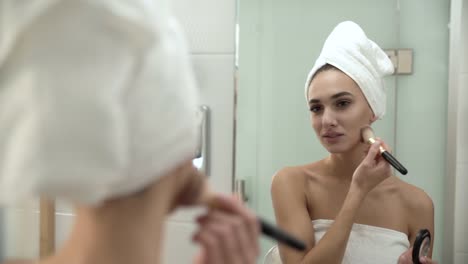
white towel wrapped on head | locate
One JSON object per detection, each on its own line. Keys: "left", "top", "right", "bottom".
{"left": 304, "top": 21, "right": 394, "bottom": 119}
{"left": 0, "top": 0, "right": 199, "bottom": 206}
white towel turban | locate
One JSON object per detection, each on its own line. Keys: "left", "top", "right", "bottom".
{"left": 304, "top": 21, "right": 395, "bottom": 119}
{"left": 0, "top": 0, "right": 199, "bottom": 205}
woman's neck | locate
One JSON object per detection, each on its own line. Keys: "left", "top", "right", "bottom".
{"left": 42, "top": 183, "right": 175, "bottom": 264}
{"left": 3, "top": 204, "right": 167, "bottom": 264}
{"left": 326, "top": 143, "right": 368, "bottom": 180}
{"left": 61, "top": 212, "right": 163, "bottom": 264}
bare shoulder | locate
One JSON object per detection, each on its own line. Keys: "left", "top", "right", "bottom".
{"left": 271, "top": 164, "right": 318, "bottom": 261}
{"left": 271, "top": 165, "right": 310, "bottom": 204}
{"left": 394, "top": 178, "right": 435, "bottom": 248}
{"left": 271, "top": 162, "right": 326, "bottom": 206}
{"left": 395, "top": 178, "right": 434, "bottom": 215}
{"left": 272, "top": 166, "right": 305, "bottom": 184}
{"left": 271, "top": 163, "right": 320, "bottom": 191}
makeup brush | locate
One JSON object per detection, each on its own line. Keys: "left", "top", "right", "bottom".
{"left": 259, "top": 218, "right": 306, "bottom": 251}
{"left": 202, "top": 190, "right": 307, "bottom": 251}
{"left": 361, "top": 126, "right": 408, "bottom": 175}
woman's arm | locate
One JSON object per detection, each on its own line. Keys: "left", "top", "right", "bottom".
{"left": 409, "top": 191, "right": 435, "bottom": 258}
{"left": 271, "top": 168, "right": 316, "bottom": 262}
{"left": 398, "top": 188, "right": 436, "bottom": 264}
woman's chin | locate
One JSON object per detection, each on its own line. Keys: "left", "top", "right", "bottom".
{"left": 322, "top": 142, "right": 351, "bottom": 154}
{"left": 326, "top": 148, "right": 347, "bottom": 154}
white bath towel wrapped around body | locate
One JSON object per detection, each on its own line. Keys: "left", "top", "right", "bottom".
{"left": 264, "top": 219, "right": 410, "bottom": 264}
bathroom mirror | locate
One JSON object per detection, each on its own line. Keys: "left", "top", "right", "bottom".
{"left": 235, "top": 0, "right": 453, "bottom": 262}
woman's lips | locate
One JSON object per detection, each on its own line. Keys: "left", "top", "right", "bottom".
{"left": 322, "top": 133, "right": 344, "bottom": 143}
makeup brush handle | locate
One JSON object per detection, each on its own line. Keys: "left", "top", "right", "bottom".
{"left": 381, "top": 151, "right": 408, "bottom": 175}
{"left": 259, "top": 218, "right": 306, "bottom": 251}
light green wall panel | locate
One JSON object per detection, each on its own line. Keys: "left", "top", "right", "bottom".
{"left": 396, "top": 0, "right": 450, "bottom": 260}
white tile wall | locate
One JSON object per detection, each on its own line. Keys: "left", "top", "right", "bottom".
{"left": 2, "top": 207, "right": 39, "bottom": 259}
{"left": 4, "top": 199, "right": 39, "bottom": 212}
{"left": 1, "top": 199, "right": 76, "bottom": 258}
{"left": 191, "top": 54, "right": 235, "bottom": 192}
{"left": 172, "top": 0, "right": 236, "bottom": 54}
{"left": 54, "top": 213, "right": 75, "bottom": 250}
{"left": 163, "top": 15, "right": 236, "bottom": 261}
{"left": 54, "top": 200, "right": 74, "bottom": 215}
{"left": 162, "top": 221, "right": 199, "bottom": 264}
{"left": 168, "top": 54, "right": 235, "bottom": 223}
{"left": 163, "top": 0, "right": 237, "bottom": 261}
{"left": 168, "top": 207, "right": 206, "bottom": 223}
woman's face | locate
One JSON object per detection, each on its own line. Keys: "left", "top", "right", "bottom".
{"left": 307, "top": 69, "right": 376, "bottom": 154}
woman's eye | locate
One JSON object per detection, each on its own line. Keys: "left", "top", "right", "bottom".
{"left": 336, "top": 100, "right": 351, "bottom": 108}
{"left": 309, "top": 105, "right": 322, "bottom": 113}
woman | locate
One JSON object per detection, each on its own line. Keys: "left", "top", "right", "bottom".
{"left": 271, "top": 21, "right": 436, "bottom": 264}
{"left": 0, "top": 1, "right": 259, "bottom": 264}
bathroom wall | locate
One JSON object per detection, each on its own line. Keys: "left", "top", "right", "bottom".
{"left": 164, "top": 0, "right": 237, "bottom": 262}
{"left": 396, "top": 0, "right": 449, "bottom": 261}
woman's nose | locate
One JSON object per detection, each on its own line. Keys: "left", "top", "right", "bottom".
{"left": 322, "top": 109, "right": 338, "bottom": 127}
